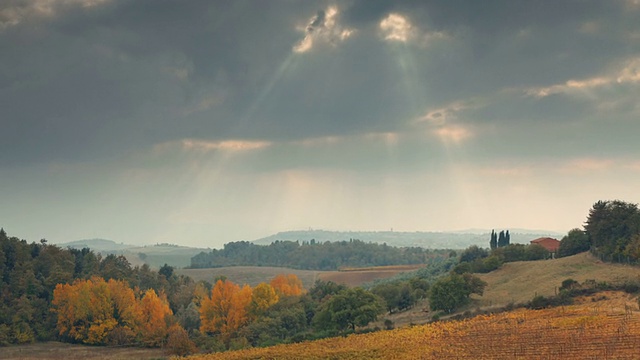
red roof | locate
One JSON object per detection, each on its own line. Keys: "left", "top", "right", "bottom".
{"left": 530, "top": 237, "right": 561, "bottom": 252}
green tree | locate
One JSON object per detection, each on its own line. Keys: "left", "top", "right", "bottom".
{"left": 158, "top": 263, "right": 174, "bottom": 280}
{"left": 558, "top": 228, "right": 590, "bottom": 257}
{"left": 308, "top": 280, "right": 347, "bottom": 302}
{"left": 585, "top": 200, "right": 640, "bottom": 258}
{"left": 489, "top": 230, "right": 497, "bottom": 250}
{"left": 429, "top": 274, "right": 486, "bottom": 313}
{"left": 497, "top": 231, "right": 506, "bottom": 247}
{"left": 371, "top": 283, "right": 401, "bottom": 313}
{"left": 314, "top": 288, "right": 384, "bottom": 332}
{"left": 459, "top": 245, "right": 488, "bottom": 263}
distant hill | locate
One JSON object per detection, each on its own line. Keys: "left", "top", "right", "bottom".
{"left": 57, "top": 239, "right": 208, "bottom": 269}
{"left": 251, "top": 229, "right": 563, "bottom": 249}
{"left": 57, "top": 238, "right": 134, "bottom": 252}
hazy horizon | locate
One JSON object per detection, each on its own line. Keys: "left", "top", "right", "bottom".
{"left": 2, "top": 1, "right": 639, "bottom": 248}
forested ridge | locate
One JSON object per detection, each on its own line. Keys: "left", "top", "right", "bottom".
{"left": 190, "top": 239, "right": 440, "bottom": 270}
{"left": 0, "top": 228, "right": 195, "bottom": 346}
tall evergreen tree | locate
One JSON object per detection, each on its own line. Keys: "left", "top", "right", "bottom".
{"left": 505, "top": 230, "right": 510, "bottom": 246}
{"left": 489, "top": 230, "right": 497, "bottom": 250}
{"left": 497, "top": 231, "right": 506, "bottom": 247}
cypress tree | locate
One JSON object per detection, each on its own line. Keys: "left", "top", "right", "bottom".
{"left": 490, "top": 230, "right": 497, "bottom": 250}
{"left": 498, "top": 231, "right": 505, "bottom": 247}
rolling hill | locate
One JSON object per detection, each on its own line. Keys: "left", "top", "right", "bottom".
{"left": 56, "top": 239, "right": 209, "bottom": 269}
{"left": 251, "top": 229, "right": 562, "bottom": 249}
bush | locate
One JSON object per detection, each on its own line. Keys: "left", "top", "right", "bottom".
{"left": 384, "top": 319, "right": 394, "bottom": 330}
{"left": 166, "top": 325, "right": 197, "bottom": 356}
{"left": 560, "top": 279, "right": 579, "bottom": 291}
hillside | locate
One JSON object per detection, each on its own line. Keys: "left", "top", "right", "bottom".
{"left": 251, "top": 229, "right": 562, "bottom": 249}
{"left": 56, "top": 239, "right": 208, "bottom": 268}
{"left": 474, "top": 252, "right": 640, "bottom": 307}
{"left": 184, "top": 291, "right": 640, "bottom": 359}
{"left": 56, "top": 238, "right": 134, "bottom": 252}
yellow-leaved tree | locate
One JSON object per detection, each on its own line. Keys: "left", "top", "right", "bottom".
{"left": 250, "top": 282, "right": 279, "bottom": 317}
{"left": 52, "top": 277, "right": 174, "bottom": 346}
{"left": 52, "top": 277, "right": 124, "bottom": 344}
{"left": 199, "top": 279, "right": 253, "bottom": 341}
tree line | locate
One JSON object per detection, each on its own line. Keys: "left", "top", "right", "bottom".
{"left": 557, "top": 200, "right": 640, "bottom": 261}
{"left": 189, "top": 239, "right": 439, "bottom": 270}
{"left": 0, "top": 228, "right": 196, "bottom": 349}
{"left": 1, "top": 228, "right": 451, "bottom": 354}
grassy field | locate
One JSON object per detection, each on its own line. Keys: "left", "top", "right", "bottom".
{"left": 183, "top": 291, "right": 640, "bottom": 359}
{"left": 474, "top": 252, "right": 640, "bottom": 307}
{"left": 0, "top": 342, "right": 166, "bottom": 360}
{"left": 177, "top": 264, "right": 422, "bottom": 289}
{"left": 370, "top": 252, "right": 640, "bottom": 328}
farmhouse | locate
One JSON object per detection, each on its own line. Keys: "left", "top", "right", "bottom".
{"left": 530, "top": 237, "right": 561, "bottom": 255}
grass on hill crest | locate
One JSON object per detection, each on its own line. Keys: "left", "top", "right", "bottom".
{"left": 474, "top": 251, "right": 640, "bottom": 307}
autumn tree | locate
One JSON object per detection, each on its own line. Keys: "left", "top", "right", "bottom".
{"left": 139, "top": 288, "right": 172, "bottom": 347}
{"left": 250, "top": 282, "right": 279, "bottom": 317}
{"left": 199, "top": 279, "right": 253, "bottom": 342}
{"left": 270, "top": 274, "right": 304, "bottom": 296}
{"left": 52, "top": 277, "right": 174, "bottom": 346}
{"left": 52, "top": 277, "right": 116, "bottom": 344}
{"left": 165, "top": 324, "right": 197, "bottom": 356}
{"left": 106, "top": 279, "right": 141, "bottom": 345}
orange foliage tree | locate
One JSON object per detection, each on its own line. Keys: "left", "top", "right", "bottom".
{"left": 199, "top": 280, "right": 253, "bottom": 341}
{"left": 52, "top": 277, "right": 174, "bottom": 346}
{"left": 270, "top": 274, "right": 304, "bottom": 296}
{"left": 139, "top": 288, "right": 173, "bottom": 346}
{"left": 52, "top": 277, "right": 126, "bottom": 344}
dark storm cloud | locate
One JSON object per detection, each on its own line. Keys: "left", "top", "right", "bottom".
{"left": 0, "top": 0, "right": 316, "bottom": 165}
{"left": 1, "top": 0, "right": 638, "bottom": 166}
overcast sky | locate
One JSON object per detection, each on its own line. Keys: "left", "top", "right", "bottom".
{"left": 1, "top": 0, "right": 639, "bottom": 247}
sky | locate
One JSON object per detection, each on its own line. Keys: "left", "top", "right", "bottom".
{"left": 1, "top": 0, "right": 639, "bottom": 248}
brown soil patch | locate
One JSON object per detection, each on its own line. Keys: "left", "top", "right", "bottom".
{"left": 318, "top": 264, "right": 425, "bottom": 287}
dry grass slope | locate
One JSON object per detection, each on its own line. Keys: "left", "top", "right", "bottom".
{"left": 475, "top": 252, "right": 640, "bottom": 307}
